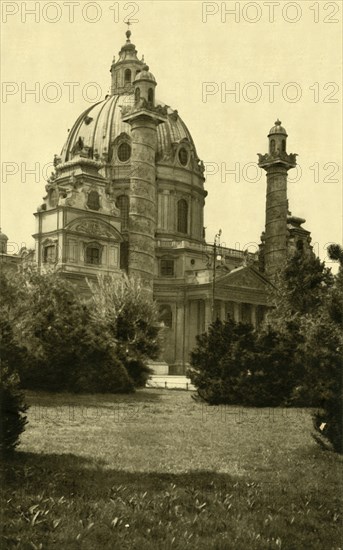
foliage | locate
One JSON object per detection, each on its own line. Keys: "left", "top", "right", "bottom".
{"left": 88, "top": 274, "right": 161, "bottom": 387}
{"left": 0, "top": 273, "right": 29, "bottom": 453}
{"left": 188, "top": 318, "right": 256, "bottom": 405}
{"left": 244, "top": 327, "right": 303, "bottom": 407}
{"left": 265, "top": 248, "right": 333, "bottom": 338}
{"left": 1, "top": 267, "right": 132, "bottom": 394}
{"left": 189, "top": 319, "right": 303, "bottom": 407}
{"left": 189, "top": 247, "right": 340, "bottom": 416}
{"left": 267, "top": 244, "right": 343, "bottom": 453}
{"left": 303, "top": 244, "right": 343, "bottom": 454}
{"left": 0, "top": 363, "right": 28, "bottom": 455}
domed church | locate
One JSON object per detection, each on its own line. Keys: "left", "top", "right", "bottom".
{"left": 32, "top": 30, "right": 313, "bottom": 374}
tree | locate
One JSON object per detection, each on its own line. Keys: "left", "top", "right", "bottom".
{"left": 302, "top": 244, "right": 343, "bottom": 453}
{"left": 5, "top": 267, "right": 132, "bottom": 393}
{"left": 88, "top": 274, "right": 161, "bottom": 387}
{"left": 266, "top": 248, "right": 333, "bottom": 331}
{"left": 0, "top": 364, "right": 28, "bottom": 455}
{"left": 0, "top": 272, "right": 28, "bottom": 454}
{"left": 188, "top": 318, "right": 257, "bottom": 405}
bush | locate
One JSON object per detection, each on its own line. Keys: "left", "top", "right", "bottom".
{"left": 88, "top": 274, "right": 161, "bottom": 388}
{"left": 0, "top": 363, "right": 28, "bottom": 455}
{"left": 189, "top": 319, "right": 302, "bottom": 407}
{"left": 188, "top": 318, "right": 256, "bottom": 405}
{"left": 297, "top": 315, "right": 343, "bottom": 453}
{"left": 1, "top": 268, "right": 133, "bottom": 394}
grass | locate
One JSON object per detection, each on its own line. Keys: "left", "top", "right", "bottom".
{"left": 1, "top": 389, "right": 342, "bottom": 549}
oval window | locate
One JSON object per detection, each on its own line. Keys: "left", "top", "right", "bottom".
{"left": 117, "top": 142, "right": 131, "bottom": 162}
{"left": 178, "top": 148, "right": 188, "bottom": 166}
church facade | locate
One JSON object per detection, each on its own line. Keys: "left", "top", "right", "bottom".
{"left": 8, "top": 30, "right": 311, "bottom": 374}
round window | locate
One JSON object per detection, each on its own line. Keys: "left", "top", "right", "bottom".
{"left": 178, "top": 148, "right": 188, "bottom": 166}
{"left": 117, "top": 142, "right": 131, "bottom": 162}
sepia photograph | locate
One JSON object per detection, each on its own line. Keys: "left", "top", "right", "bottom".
{"left": 1, "top": 1, "right": 342, "bottom": 548}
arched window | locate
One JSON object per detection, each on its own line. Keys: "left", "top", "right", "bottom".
{"left": 148, "top": 88, "right": 154, "bottom": 105}
{"left": 117, "top": 142, "right": 131, "bottom": 162}
{"left": 124, "top": 69, "right": 131, "bottom": 83}
{"left": 135, "top": 87, "right": 140, "bottom": 103}
{"left": 159, "top": 305, "right": 173, "bottom": 328}
{"left": 177, "top": 199, "right": 188, "bottom": 234}
{"left": 270, "top": 139, "right": 275, "bottom": 153}
{"left": 282, "top": 139, "right": 286, "bottom": 152}
{"left": 178, "top": 148, "right": 188, "bottom": 166}
{"left": 87, "top": 190, "right": 100, "bottom": 211}
{"left": 117, "top": 195, "right": 129, "bottom": 230}
{"left": 85, "top": 244, "right": 101, "bottom": 265}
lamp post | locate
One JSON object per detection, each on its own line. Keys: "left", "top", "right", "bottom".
{"left": 211, "top": 229, "right": 222, "bottom": 322}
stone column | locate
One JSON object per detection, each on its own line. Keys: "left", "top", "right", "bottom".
{"left": 204, "top": 298, "right": 212, "bottom": 328}
{"left": 251, "top": 304, "right": 257, "bottom": 328}
{"left": 122, "top": 109, "right": 166, "bottom": 293}
{"left": 233, "top": 302, "right": 241, "bottom": 323}
{"left": 220, "top": 300, "right": 226, "bottom": 321}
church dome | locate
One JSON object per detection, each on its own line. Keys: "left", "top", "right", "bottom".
{"left": 60, "top": 94, "right": 199, "bottom": 167}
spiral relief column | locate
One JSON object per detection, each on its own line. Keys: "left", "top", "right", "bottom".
{"left": 122, "top": 64, "right": 167, "bottom": 293}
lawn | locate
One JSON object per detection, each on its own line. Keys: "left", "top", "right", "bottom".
{"left": 1, "top": 389, "right": 342, "bottom": 549}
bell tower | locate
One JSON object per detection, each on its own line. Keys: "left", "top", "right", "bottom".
{"left": 258, "top": 120, "right": 297, "bottom": 279}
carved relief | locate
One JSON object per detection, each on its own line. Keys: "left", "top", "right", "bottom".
{"left": 72, "top": 221, "right": 116, "bottom": 239}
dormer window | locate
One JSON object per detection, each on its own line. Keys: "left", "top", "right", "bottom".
{"left": 124, "top": 69, "right": 131, "bottom": 83}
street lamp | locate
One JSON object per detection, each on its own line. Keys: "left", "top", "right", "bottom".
{"left": 211, "top": 229, "right": 222, "bottom": 322}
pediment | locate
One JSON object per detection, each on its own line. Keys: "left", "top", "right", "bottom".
{"left": 216, "top": 266, "right": 271, "bottom": 291}
{"left": 65, "top": 218, "right": 122, "bottom": 241}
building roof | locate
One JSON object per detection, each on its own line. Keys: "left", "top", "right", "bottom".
{"left": 268, "top": 119, "right": 288, "bottom": 137}
{"left": 60, "top": 94, "right": 197, "bottom": 164}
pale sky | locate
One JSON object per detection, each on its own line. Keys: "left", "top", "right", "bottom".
{"left": 1, "top": 0, "right": 342, "bottom": 267}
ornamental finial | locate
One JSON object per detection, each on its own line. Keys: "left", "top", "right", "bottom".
{"left": 275, "top": 119, "right": 282, "bottom": 126}
{"left": 126, "top": 21, "right": 131, "bottom": 42}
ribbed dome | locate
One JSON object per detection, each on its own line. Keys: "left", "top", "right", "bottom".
{"left": 60, "top": 94, "right": 197, "bottom": 164}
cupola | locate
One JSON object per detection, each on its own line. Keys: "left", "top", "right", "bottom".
{"left": 133, "top": 64, "right": 157, "bottom": 107}
{"left": 110, "top": 28, "right": 144, "bottom": 95}
{"left": 268, "top": 119, "right": 288, "bottom": 155}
